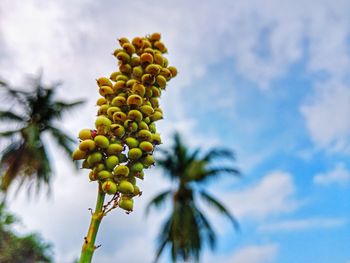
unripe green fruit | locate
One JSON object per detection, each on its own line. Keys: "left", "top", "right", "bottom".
{"left": 79, "top": 139, "right": 96, "bottom": 152}
{"left": 128, "top": 148, "right": 143, "bottom": 160}
{"left": 105, "top": 155, "right": 119, "bottom": 170}
{"left": 127, "top": 176, "right": 136, "bottom": 185}
{"left": 139, "top": 141, "right": 154, "bottom": 152}
{"left": 82, "top": 160, "right": 91, "bottom": 169}
{"left": 132, "top": 66, "right": 143, "bottom": 79}
{"left": 150, "top": 32, "right": 161, "bottom": 42}
{"left": 114, "top": 165, "right": 129, "bottom": 176}
{"left": 131, "top": 162, "right": 144, "bottom": 173}
{"left": 111, "top": 124, "right": 125, "bottom": 138}
{"left": 132, "top": 83, "right": 146, "bottom": 97}
{"left": 145, "top": 64, "right": 161, "bottom": 75}
{"left": 118, "top": 37, "right": 130, "bottom": 46}
{"left": 152, "top": 133, "right": 162, "bottom": 144}
{"left": 149, "top": 122, "right": 156, "bottom": 133}
{"left": 145, "top": 86, "right": 153, "bottom": 97}
{"left": 163, "top": 56, "right": 169, "bottom": 67}
{"left": 135, "top": 170, "right": 144, "bottom": 180}
{"left": 113, "top": 80, "right": 126, "bottom": 91}
{"left": 107, "top": 143, "right": 124, "bottom": 155}
{"left": 87, "top": 152, "right": 103, "bottom": 166}
{"left": 154, "top": 53, "right": 164, "bottom": 66}
{"left": 140, "top": 105, "right": 154, "bottom": 116}
{"left": 96, "top": 77, "right": 113, "bottom": 88}
{"left": 154, "top": 41, "right": 166, "bottom": 53}
{"left": 143, "top": 117, "right": 151, "bottom": 124}
{"left": 113, "top": 111, "right": 127, "bottom": 123}
{"left": 138, "top": 121, "right": 149, "bottom": 130}
{"left": 79, "top": 129, "right": 93, "bottom": 140}
{"left": 142, "top": 39, "right": 152, "bottom": 49}
{"left": 133, "top": 185, "right": 141, "bottom": 196}
{"left": 142, "top": 154, "right": 155, "bottom": 167}
{"left": 94, "top": 135, "right": 110, "bottom": 148}
{"left": 117, "top": 153, "right": 128, "bottom": 163}
{"left": 116, "top": 51, "right": 130, "bottom": 63}
{"left": 118, "top": 180, "right": 134, "bottom": 194}
{"left": 99, "top": 86, "right": 114, "bottom": 96}
{"left": 95, "top": 116, "right": 111, "bottom": 129}
{"left": 156, "top": 75, "right": 167, "bottom": 88}
{"left": 130, "top": 56, "right": 141, "bottom": 67}
{"left": 96, "top": 97, "right": 107, "bottom": 106}
{"left": 98, "top": 170, "right": 112, "bottom": 180}
{"left": 97, "top": 104, "right": 109, "bottom": 116}
{"left": 160, "top": 68, "right": 172, "bottom": 80}
{"left": 126, "top": 79, "right": 137, "bottom": 88}
{"left": 150, "top": 97, "right": 159, "bottom": 108}
{"left": 110, "top": 71, "right": 121, "bottom": 81}
{"left": 140, "top": 53, "right": 153, "bottom": 64}
{"left": 168, "top": 66, "right": 178, "bottom": 78}
{"left": 111, "top": 96, "right": 126, "bottom": 107}
{"left": 119, "top": 196, "right": 134, "bottom": 211}
{"left": 125, "top": 137, "right": 139, "bottom": 148}
{"left": 107, "top": 107, "right": 122, "bottom": 118}
{"left": 119, "top": 63, "right": 132, "bottom": 74}
{"left": 72, "top": 149, "right": 86, "bottom": 160}
{"left": 137, "top": 130, "right": 153, "bottom": 141}
{"left": 89, "top": 171, "right": 97, "bottom": 181}
{"left": 122, "top": 42, "right": 136, "bottom": 55}
{"left": 142, "top": 74, "right": 155, "bottom": 85}
{"left": 151, "top": 86, "right": 161, "bottom": 97}
{"left": 150, "top": 111, "right": 163, "bottom": 122}
{"left": 124, "top": 120, "right": 138, "bottom": 132}
{"left": 143, "top": 47, "right": 155, "bottom": 55}
{"left": 94, "top": 163, "right": 106, "bottom": 172}
{"left": 102, "top": 180, "right": 118, "bottom": 195}
{"left": 128, "top": 110, "right": 143, "bottom": 122}
{"left": 115, "top": 74, "right": 129, "bottom": 82}
{"left": 132, "top": 37, "right": 143, "bottom": 49}
{"left": 127, "top": 94, "right": 143, "bottom": 107}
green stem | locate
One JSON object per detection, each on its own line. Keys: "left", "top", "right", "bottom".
{"left": 79, "top": 184, "right": 106, "bottom": 263}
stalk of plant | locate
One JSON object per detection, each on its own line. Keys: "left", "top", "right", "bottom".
{"left": 72, "top": 33, "right": 177, "bottom": 263}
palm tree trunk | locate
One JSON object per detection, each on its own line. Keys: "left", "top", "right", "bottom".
{"left": 79, "top": 184, "right": 105, "bottom": 263}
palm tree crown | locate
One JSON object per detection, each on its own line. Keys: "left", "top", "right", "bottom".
{"left": 146, "top": 132, "right": 240, "bottom": 262}
{"left": 0, "top": 75, "right": 84, "bottom": 196}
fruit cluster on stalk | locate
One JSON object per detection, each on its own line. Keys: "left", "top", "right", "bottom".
{"left": 72, "top": 33, "right": 177, "bottom": 212}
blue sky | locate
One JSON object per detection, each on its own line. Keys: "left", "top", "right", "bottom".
{"left": 0, "top": 0, "right": 350, "bottom": 262}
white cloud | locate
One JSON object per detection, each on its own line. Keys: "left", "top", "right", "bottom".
{"left": 228, "top": 244, "right": 278, "bottom": 263}
{"left": 225, "top": 171, "right": 299, "bottom": 220}
{"left": 313, "top": 163, "right": 350, "bottom": 186}
{"left": 300, "top": 82, "right": 350, "bottom": 153}
{"left": 258, "top": 217, "right": 347, "bottom": 232}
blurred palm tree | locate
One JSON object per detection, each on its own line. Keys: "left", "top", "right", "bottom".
{"left": 146, "top": 133, "right": 240, "bottom": 263}
{"left": 0, "top": 74, "right": 84, "bottom": 197}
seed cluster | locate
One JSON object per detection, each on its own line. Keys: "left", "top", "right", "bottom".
{"left": 72, "top": 33, "right": 177, "bottom": 212}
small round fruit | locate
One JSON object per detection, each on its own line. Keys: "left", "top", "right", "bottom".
{"left": 107, "top": 143, "right": 124, "bottom": 155}
{"left": 116, "top": 51, "right": 130, "bottom": 63}
{"left": 105, "top": 155, "right": 119, "bottom": 170}
{"left": 102, "top": 180, "right": 118, "bottom": 195}
{"left": 138, "top": 121, "right": 149, "bottom": 130}
{"left": 151, "top": 86, "right": 161, "bottom": 97}
{"left": 96, "top": 97, "right": 107, "bottom": 106}
{"left": 149, "top": 122, "right": 156, "bottom": 133}
{"left": 127, "top": 94, "right": 143, "bottom": 107}
{"left": 96, "top": 77, "right": 113, "bottom": 88}
{"left": 132, "top": 83, "right": 146, "bottom": 96}
{"left": 110, "top": 71, "right": 121, "bottom": 81}
{"left": 122, "top": 42, "right": 136, "bottom": 55}
{"left": 94, "top": 163, "right": 106, "bottom": 172}
{"left": 168, "top": 66, "right": 178, "bottom": 78}
{"left": 140, "top": 53, "right": 153, "bottom": 64}
{"left": 145, "top": 64, "right": 161, "bottom": 75}
{"left": 79, "top": 129, "right": 93, "bottom": 140}
{"left": 107, "top": 107, "right": 121, "bottom": 118}
{"left": 131, "top": 162, "right": 144, "bottom": 173}
{"left": 117, "top": 153, "right": 128, "bottom": 163}
{"left": 113, "top": 111, "right": 127, "bottom": 123}
{"left": 94, "top": 135, "right": 110, "bottom": 148}
{"left": 156, "top": 75, "right": 167, "bottom": 88}
{"left": 137, "top": 130, "right": 153, "bottom": 141}
{"left": 118, "top": 180, "right": 134, "bottom": 194}
{"left": 111, "top": 96, "right": 126, "bottom": 107}
{"left": 89, "top": 171, "right": 97, "bottom": 181}
{"left": 119, "top": 63, "right": 132, "bottom": 74}
{"left": 150, "top": 32, "right": 161, "bottom": 41}
{"left": 99, "top": 86, "right": 114, "bottom": 96}
{"left": 132, "top": 37, "right": 143, "bottom": 49}
{"left": 113, "top": 80, "right": 126, "bottom": 91}
{"left": 141, "top": 74, "right": 155, "bottom": 85}
{"left": 79, "top": 139, "right": 96, "bottom": 152}
{"left": 133, "top": 185, "right": 141, "bottom": 196}
{"left": 95, "top": 116, "right": 111, "bottom": 129}
{"left": 150, "top": 111, "right": 163, "bottom": 122}
{"left": 152, "top": 133, "right": 162, "bottom": 144}
{"left": 118, "top": 37, "right": 129, "bottom": 46}
{"left": 125, "top": 137, "right": 139, "bottom": 148}
{"left": 111, "top": 124, "right": 125, "bottom": 138}
{"left": 97, "top": 170, "right": 112, "bottom": 180}
{"left": 139, "top": 141, "right": 153, "bottom": 152}
{"left": 72, "top": 149, "right": 86, "bottom": 160}
{"left": 139, "top": 105, "right": 154, "bottom": 116}
{"left": 124, "top": 120, "right": 138, "bottom": 133}
{"left": 119, "top": 197, "right": 134, "bottom": 211}
{"left": 142, "top": 154, "right": 155, "bottom": 167}
{"left": 87, "top": 152, "right": 103, "bottom": 166}
{"left": 128, "top": 110, "right": 143, "bottom": 122}
{"left": 154, "top": 53, "right": 164, "bottom": 65}
{"left": 114, "top": 165, "right": 129, "bottom": 176}
{"left": 132, "top": 66, "right": 143, "bottom": 79}
{"left": 128, "top": 148, "right": 143, "bottom": 160}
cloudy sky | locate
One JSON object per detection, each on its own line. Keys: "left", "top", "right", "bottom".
{"left": 1, "top": 0, "right": 350, "bottom": 262}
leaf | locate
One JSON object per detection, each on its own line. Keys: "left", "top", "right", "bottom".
{"left": 145, "top": 189, "right": 172, "bottom": 215}
{"left": 0, "top": 111, "right": 26, "bottom": 122}
{"left": 200, "top": 190, "right": 239, "bottom": 230}
{"left": 191, "top": 167, "right": 240, "bottom": 182}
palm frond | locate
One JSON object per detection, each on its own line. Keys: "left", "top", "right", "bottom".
{"left": 193, "top": 206, "right": 217, "bottom": 250}
{"left": 191, "top": 167, "right": 240, "bottom": 182}
{"left": 200, "top": 190, "right": 239, "bottom": 230}
{"left": 203, "top": 148, "right": 236, "bottom": 162}
{"left": 47, "top": 126, "right": 76, "bottom": 163}
{"left": 145, "top": 189, "right": 172, "bottom": 215}
{"left": 0, "top": 129, "right": 22, "bottom": 137}
{"left": 0, "top": 111, "right": 26, "bottom": 123}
